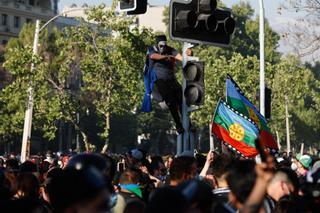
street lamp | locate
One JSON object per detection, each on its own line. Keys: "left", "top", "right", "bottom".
{"left": 20, "top": 8, "right": 86, "bottom": 163}
{"left": 259, "top": 0, "right": 265, "bottom": 116}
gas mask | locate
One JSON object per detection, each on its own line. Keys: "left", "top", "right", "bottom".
{"left": 157, "top": 41, "right": 167, "bottom": 54}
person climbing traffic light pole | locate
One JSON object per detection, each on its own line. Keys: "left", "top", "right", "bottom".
{"left": 145, "top": 35, "right": 192, "bottom": 134}
{"left": 169, "top": 0, "right": 236, "bottom": 154}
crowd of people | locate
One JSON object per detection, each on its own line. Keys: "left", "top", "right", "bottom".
{"left": 0, "top": 148, "right": 319, "bottom": 213}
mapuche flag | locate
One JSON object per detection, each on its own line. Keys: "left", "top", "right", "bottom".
{"left": 226, "top": 75, "right": 278, "bottom": 151}
{"left": 212, "top": 99, "right": 259, "bottom": 158}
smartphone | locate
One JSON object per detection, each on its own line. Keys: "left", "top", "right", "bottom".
{"left": 254, "top": 137, "right": 266, "bottom": 162}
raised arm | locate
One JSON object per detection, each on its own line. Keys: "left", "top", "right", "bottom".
{"left": 174, "top": 48, "right": 192, "bottom": 62}
{"left": 150, "top": 53, "right": 170, "bottom": 61}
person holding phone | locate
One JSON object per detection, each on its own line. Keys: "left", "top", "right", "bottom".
{"left": 147, "top": 35, "right": 192, "bottom": 134}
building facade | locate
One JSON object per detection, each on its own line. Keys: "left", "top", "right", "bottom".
{"left": 61, "top": 4, "right": 167, "bottom": 33}
{"left": 0, "top": 0, "right": 58, "bottom": 45}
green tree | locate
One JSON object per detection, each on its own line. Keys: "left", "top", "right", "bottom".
{"left": 2, "top": 23, "right": 92, "bottom": 150}
{"left": 1, "top": 4, "right": 155, "bottom": 152}
{"left": 71, "top": 4, "right": 154, "bottom": 151}
{"left": 270, "top": 56, "right": 320, "bottom": 148}
{"left": 192, "top": 53, "right": 320, "bottom": 149}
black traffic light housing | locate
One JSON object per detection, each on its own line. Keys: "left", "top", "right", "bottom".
{"left": 256, "top": 87, "right": 272, "bottom": 120}
{"left": 119, "top": 0, "right": 147, "bottom": 15}
{"left": 184, "top": 61, "right": 205, "bottom": 106}
{"left": 169, "top": 0, "right": 236, "bottom": 46}
{"left": 265, "top": 87, "right": 271, "bottom": 119}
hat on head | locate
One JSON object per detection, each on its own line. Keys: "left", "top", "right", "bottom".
{"left": 296, "top": 154, "right": 312, "bottom": 168}
{"left": 67, "top": 153, "right": 107, "bottom": 172}
{"left": 156, "top": 35, "right": 167, "bottom": 44}
{"left": 130, "top": 149, "right": 143, "bottom": 161}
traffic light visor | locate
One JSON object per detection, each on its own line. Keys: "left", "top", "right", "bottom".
{"left": 185, "top": 84, "right": 203, "bottom": 105}
{"left": 119, "top": 0, "right": 135, "bottom": 10}
{"left": 224, "top": 17, "right": 236, "bottom": 34}
{"left": 175, "top": 10, "right": 198, "bottom": 31}
{"left": 183, "top": 62, "right": 202, "bottom": 81}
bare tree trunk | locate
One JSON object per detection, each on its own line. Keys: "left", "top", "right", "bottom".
{"left": 101, "top": 75, "right": 112, "bottom": 154}
{"left": 80, "top": 131, "right": 90, "bottom": 152}
{"left": 101, "top": 111, "right": 110, "bottom": 154}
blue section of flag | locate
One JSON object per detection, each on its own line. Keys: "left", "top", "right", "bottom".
{"left": 226, "top": 75, "right": 267, "bottom": 123}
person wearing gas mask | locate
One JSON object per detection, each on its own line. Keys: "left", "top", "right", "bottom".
{"left": 146, "top": 35, "right": 192, "bottom": 134}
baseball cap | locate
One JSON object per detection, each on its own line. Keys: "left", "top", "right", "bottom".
{"left": 296, "top": 154, "right": 312, "bottom": 168}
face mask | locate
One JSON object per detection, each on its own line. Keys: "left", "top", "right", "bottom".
{"left": 157, "top": 41, "right": 167, "bottom": 54}
{"left": 291, "top": 163, "right": 298, "bottom": 171}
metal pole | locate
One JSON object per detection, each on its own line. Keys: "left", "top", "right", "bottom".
{"left": 285, "top": 97, "right": 291, "bottom": 154}
{"left": 259, "top": 0, "right": 265, "bottom": 116}
{"left": 39, "top": 8, "right": 87, "bottom": 32}
{"left": 177, "top": 134, "right": 183, "bottom": 155}
{"left": 209, "top": 123, "right": 214, "bottom": 151}
{"left": 20, "top": 8, "right": 85, "bottom": 162}
{"left": 182, "top": 42, "right": 191, "bottom": 153}
{"left": 21, "top": 20, "right": 40, "bottom": 163}
{"left": 190, "top": 131, "right": 195, "bottom": 153}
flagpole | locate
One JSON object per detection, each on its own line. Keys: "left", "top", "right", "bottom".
{"left": 209, "top": 122, "right": 214, "bottom": 151}
{"left": 276, "top": 130, "right": 281, "bottom": 150}
{"left": 285, "top": 96, "right": 291, "bottom": 154}
{"left": 300, "top": 143, "right": 304, "bottom": 155}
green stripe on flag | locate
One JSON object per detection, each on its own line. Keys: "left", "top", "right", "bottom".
{"left": 227, "top": 97, "right": 269, "bottom": 130}
{"left": 227, "top": 96, "right": 249, "bottom": 115}
{"left": 214, "top": 110, "right": 257, "bottom": 148}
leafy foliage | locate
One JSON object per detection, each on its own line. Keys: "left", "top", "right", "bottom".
{"left": 1, "top": 4, "right": 154, "bottom": 151}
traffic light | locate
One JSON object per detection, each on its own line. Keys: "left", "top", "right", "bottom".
{"left": 183, "top": 60, "right": 205, "bottom": 106}
{"left": 118, "top": 0, "right": 147, "bottom": 15}
{"left": 170, "top": 0, "right": 236, "bottom": 46}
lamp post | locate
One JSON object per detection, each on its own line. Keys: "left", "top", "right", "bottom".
{"left": 259, "top": 0, "right": 265, "bottom": 116}
{"left": 20, "top": 8, "right": 86, "bottom": 163}
{"left": 20, "top": 20, "right": 40, "bottom": 163}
